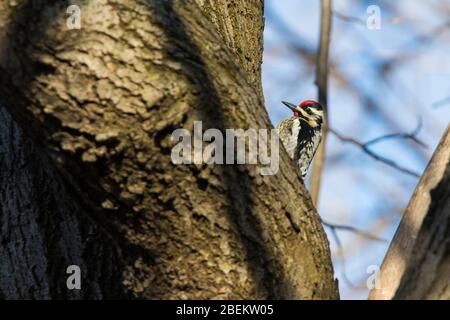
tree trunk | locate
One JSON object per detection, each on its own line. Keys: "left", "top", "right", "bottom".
{"left": 369, "top": 125, "right": 450, "bottom": 300}
{"left": 0, "top": 0, "right": 338, "bottom": 299}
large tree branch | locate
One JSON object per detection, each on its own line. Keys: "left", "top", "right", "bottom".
{"left": 195, "top": 0, "right": 265, "bottom": 96}
{"left": 369, "top": 124, "right": 450, "bottom": 300}
{"left": 0, "top": 0, "right": 338, "bottom": 299}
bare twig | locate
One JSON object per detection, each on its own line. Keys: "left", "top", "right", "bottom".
{"left": 333, "top": 10, "right": 404, "bottom": 26}
{"left": 322, "top": 220, "right": 388, "bottom": 243}
{"left": 310, "top": 0, "right": 332, "bottom": 206}
{"left": 432, "top": 96, "right": 450, "bottom": 109}
{"left": 324, "top": 212, "right": 395, "bottom": 290}
{"left": 364, "top": 118, "right": 428, "bottom": 149}
{"left": 325, "top": 222, "right": 370, "bottom": 289}
{"left": 332, "top": 11, "right": 365, "bottom": 25}
{"left": 329, "top": 127, "right": 422, "bottom": 178}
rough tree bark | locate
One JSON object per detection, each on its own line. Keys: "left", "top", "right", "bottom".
{"left": 0, "top": 0, "right": 338, "bottom": 299}
{"left": 369, "top": 125, "right": 450, "bottom": 300}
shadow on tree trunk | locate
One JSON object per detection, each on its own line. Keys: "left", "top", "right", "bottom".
{"left": 0, "top": 0, "right": 334, "bottom": 300}
{"left": 151, "top": 1, "right": 296, "bottom": 298}
{"left": 0, "top": 0, "right": 128, "bottom": 299}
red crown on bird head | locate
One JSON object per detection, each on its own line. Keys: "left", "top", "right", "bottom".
{"left": 299, "top": 100, "right": 319, "bottom": 108}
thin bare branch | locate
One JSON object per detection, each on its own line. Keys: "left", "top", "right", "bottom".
{"left": 333, "top": 10, "right": 404, "bottom": 26}
{"left": 329, "top": 128, "right": 421, "bottom": 178}
{"left": 332, "top": 11, "right": 365, "bottom": 25}
{"left": 364, "top": 118, "right": 428, "bottom": 149}
{"left": 325, "top": 222, "right": 370, "bottom": 290}
{"left": 432, "top": 96, "right": 450, "bottom": 109}
{"left": 322, "top": 220, "right": 388, "bottom": 243}
{"left": 310, "top": 0, "right": 332, "bottom": 206}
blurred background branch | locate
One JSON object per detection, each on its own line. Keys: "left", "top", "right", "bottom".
{"left": 329, "top": 125, "right": 422, "bottom": 178}
{"left": 310, "top": 0, "right": 332, "bottom": 206}
{"left": 322, "top": 220, "right": 388, "bottom": 243}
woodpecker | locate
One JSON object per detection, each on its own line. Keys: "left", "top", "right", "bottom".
{"left": 276, "top": 100, "right": 324, "bottom": 179}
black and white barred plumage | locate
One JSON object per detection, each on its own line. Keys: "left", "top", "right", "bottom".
{"left": 276, "top": 100, "right": 323, "bottom": 179}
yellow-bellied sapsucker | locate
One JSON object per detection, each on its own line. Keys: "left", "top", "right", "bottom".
{"left": 276, "top": 100, "right": 324, "bottom": 179}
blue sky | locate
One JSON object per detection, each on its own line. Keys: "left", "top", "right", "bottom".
{"left": 262, "top": 0, "right": 450, "bottom": 299}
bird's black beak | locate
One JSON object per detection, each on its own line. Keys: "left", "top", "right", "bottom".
{"left": 282, "top": 101, "right": 298, "bottom": 113}
{"left": 282, "top": 101, "right": 309, "bottom": 120}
